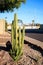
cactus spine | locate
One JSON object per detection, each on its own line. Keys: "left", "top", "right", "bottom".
{"left": 11, "top": 13, "right": 25, "bottom": 61}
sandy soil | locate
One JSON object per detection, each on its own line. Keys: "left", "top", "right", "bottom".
{"left": 0, "top": 43, "right": 43, "bottom": 65}
{"left": 0, "top": 32, "right": 43, "bottom": 65}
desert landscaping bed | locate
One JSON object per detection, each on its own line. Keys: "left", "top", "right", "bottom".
{"left": 0, "top": 44, "right": 43, "bottom": 65}
{"left": 0, "top": 33, "right": 43, "bottom": 65}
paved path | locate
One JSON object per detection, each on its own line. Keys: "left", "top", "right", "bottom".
{"left": 25, "top": 36, "right": 43, "bottom": 49}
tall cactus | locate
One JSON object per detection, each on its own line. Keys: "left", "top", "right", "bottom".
{"left": 10, "top": 13, "right": 25, "bottom": 61}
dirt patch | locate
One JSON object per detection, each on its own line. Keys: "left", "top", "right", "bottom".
{"left": 0, "top": 44, "right": 43, "bottom": 65}
{"left": 0, "top": 32, "right": 43, "bottom": 65}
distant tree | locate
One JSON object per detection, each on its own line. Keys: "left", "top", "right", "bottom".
{"left": 0, "top": 0, "right": 26, "bottom": 12}
{"left": 18, "top": 19, "right": 23, "bottom": 26}
{"left": 32, "top": 20, "right": 35, "bottom": 25}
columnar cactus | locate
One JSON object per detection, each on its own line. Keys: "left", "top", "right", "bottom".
{"left": 11, "top": 13, "right": 25, "bottom": 61}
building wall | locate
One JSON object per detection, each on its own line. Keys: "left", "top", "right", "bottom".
{"left": 24, "top": 26, "right": 40, "bottom": 29}
{"left": 0, "top": 19, "right": 5, "bottom": 34}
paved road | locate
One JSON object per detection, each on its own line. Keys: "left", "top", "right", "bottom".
{"left": 25, "top": 33, "right": 43, "bottom": 42}
{"left": 25, "top": 36, "right": 43, "bottom": 49}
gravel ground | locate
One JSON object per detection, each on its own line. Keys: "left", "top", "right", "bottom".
{"left": 0, "top": 43, "right": 43, "bottom": 65}
{"left": 0, "top": 32, "right": 43, "bottom": 65}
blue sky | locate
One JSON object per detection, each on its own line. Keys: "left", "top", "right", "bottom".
{"left": 0, "top": 0, "right": 43, "bottom": 24}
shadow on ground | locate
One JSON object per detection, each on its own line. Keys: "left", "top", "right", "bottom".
{"left": 0, "top": 41, "right": 12, "bottom": 51}
{"left": 0, "top": 40, "right": 43, "bottom": 56}
{"left": 24, "top": 40, "right": 43, "bottom": 56}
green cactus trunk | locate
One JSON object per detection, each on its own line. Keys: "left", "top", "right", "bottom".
{"left": 11, "top": 13, "right": 25, "bottom": 61}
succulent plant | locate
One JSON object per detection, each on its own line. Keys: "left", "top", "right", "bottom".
{"left": 10, "top": 13, "right": 25, "bottom": 61}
